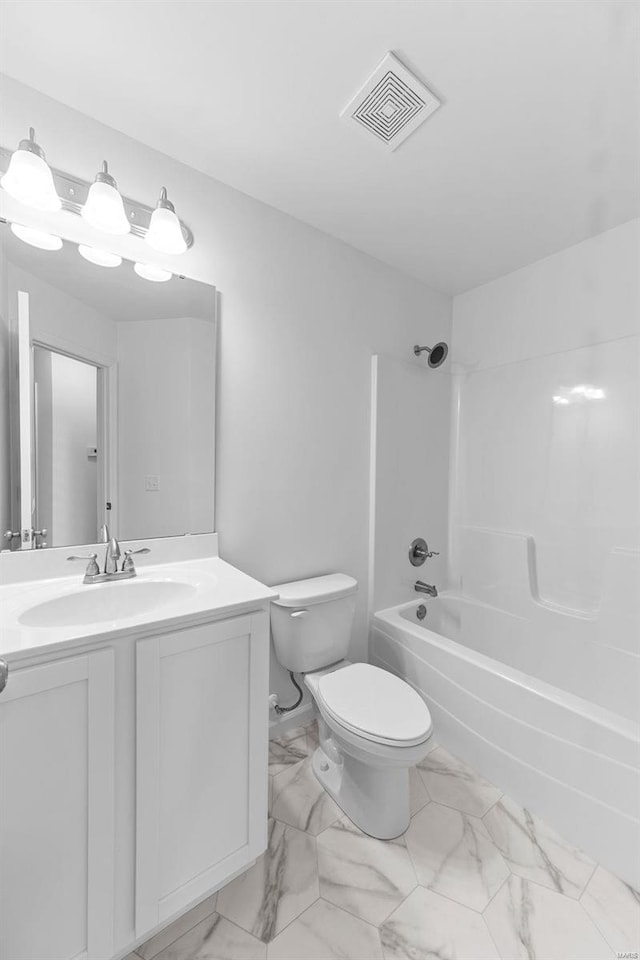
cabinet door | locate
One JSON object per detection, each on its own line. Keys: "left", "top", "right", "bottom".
{"left": 0, "top": 649, "right": 115, "bottom": 960}
{"left": 135, "top": 613, "right": 269, "bottom": 935}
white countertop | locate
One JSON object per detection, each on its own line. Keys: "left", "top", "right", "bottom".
{"left": 0, "top": 556, "right": 278, "bottom": 662}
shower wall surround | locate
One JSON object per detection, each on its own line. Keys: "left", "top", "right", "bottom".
{"left": 451, "top": 219, "right": 640, "bottom": 721}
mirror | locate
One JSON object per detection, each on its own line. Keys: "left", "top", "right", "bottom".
{"left": 0, "top": 222, "right": 217, "bottom": 551}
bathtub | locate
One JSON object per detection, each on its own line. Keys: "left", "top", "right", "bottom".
{"left": 371, "top": 595, "right": 640, "bottom": 888}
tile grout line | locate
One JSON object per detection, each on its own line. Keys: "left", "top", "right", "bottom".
{"left": 575, "top": 882, "right": 624, "bottom": 958}
{"left": 139, "top": 896, "right": 219, "bottom": 960}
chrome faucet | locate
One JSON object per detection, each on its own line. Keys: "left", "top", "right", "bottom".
{"left": 104, "top": 531, "right": 121, "bottom": 574}
{"left": 68, "top": 526, "right": 150, "bottom": 584}
{"left": 415, "top": 580, "right": 438, "bottom": 597}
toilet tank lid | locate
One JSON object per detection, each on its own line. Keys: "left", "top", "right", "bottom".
{"left": 271, "top": 573, "right": 358, "bottom": 607}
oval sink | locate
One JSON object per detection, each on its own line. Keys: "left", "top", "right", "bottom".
{"left": 19, "top": 579, "right": 197, "bottom": 628}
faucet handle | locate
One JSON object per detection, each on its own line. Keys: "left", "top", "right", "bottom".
{"left": 122, "top": 547, "right": 150, "bottom": 572}
{"left": 409, "top": 538, "right": 439, "bottom": 566}
{"left": 67, "top": 553, "right": 100, "bottom": 577}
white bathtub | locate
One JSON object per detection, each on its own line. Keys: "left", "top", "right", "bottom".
{"left": 371, "top": 595, "right": 640, "bottom": 888}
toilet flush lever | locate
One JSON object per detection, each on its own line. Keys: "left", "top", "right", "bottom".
{"left": 290, "top": 609, "right": 308, "bottom": 618}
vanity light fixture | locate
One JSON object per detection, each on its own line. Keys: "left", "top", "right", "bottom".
{"left": 0, "top": 128, "right": 61, "bottom": 211}
{"left": 145, "top": 187, "right": 187, "bottom": 255}
{"left": 134, "top": 262, "right": 172, "bottom": 283}
{"left": 1, "top": 133, "right": 194, "bottom": 249}
{"left": 78, "top": 245, "right": 122, "bottom": 268}
{"left": 10, "top": 222, "right": 63, "bottom": 251}
{"left": 81, "top": 161, "right": 130, "bottom": 235}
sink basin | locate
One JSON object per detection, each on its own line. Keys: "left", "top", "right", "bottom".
{"left": 19, "top": 579, "right": 197, "bottom": 628}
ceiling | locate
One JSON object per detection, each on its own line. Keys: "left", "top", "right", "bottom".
{"left": 0, "top": 0, "right": 638, "bottom": 294}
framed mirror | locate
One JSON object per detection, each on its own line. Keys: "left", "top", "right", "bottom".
{"left": 0, "top": 221, "right": 216, "bottom": 551}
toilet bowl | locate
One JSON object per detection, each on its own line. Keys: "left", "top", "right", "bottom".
{"left": 270, "top": 574, "right": 433, "bottom": 839}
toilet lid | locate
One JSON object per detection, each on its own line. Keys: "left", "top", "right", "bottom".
{"left": 317, "top": 663, "right": 431, "bottom": 745}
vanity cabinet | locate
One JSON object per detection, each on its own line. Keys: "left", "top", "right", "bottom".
{"left": 134, "top": 613, "right": 269, "bottom": 935}
{"left": 0, "top": 605, "right": 271, "bottom": 960}
{"left": 0, "top": 649, "right": 116, "bottom": 960}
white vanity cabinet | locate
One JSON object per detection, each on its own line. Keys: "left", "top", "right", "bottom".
{"left": 0, "top": 649, "right": 116, "bottom": 960}
{"left": 0, "top": 588, "right": 272, "bottom": 960}
{"left": 134, "top": 613, "right": 269, "bottom": 935}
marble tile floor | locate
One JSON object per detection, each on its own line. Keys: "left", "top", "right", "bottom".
{"left": 128, "top": 720, "right": 640, "bottom": 960}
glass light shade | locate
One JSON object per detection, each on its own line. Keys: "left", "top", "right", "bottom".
{"left": 78, "top": 245, "right": 122, "bottom": 268}
{"left": 82, "top": 180, "right": 130, "bottom": 235}
{"left": 146, "top": 192, "right": 187, "bottom": 255}
{"left": 1, "top": 143, "right": 61, "bottom": 212}
{"left": 134, "top": 262, "right": 172, "bottom": 283}
{"left": 11, "top": 222, "right": 62, "bottom": 251}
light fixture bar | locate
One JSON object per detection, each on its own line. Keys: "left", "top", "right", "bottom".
{"left": 0, "top": 145, "right": 194, "bottom": 249}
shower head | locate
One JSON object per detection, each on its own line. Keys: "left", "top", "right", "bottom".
{"left": 413, "top": 341, "right": 448, "bottom": 368}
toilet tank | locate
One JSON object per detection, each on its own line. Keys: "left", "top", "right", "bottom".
{"left": 270, "top": 574, "right": 358, "bottom": 673}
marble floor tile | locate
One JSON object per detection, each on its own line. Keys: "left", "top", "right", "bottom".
{"left": 484, "top": 875, "right": 611, "bottom": 960}
{"left": 580, "top": 864, "right": 640, "bottom": 954}
{"left": 271, "top": 757, "right": 340, "bottom": 835}
{"left": 406, "top": 802, "right": 509, "bottom": 911}
{"left": 417, "top": 747, "right": 502, "bottom": 817}
{"left": 381, "top": 886, "right": 500, "bottom": 960}
{"left": 268, "top": 729, "right": 309, "bottom": 777}
{"left": 306, "top": 719, "right": 319, "bottom": 752}
{"left": 317, "top": 815, "right": 418, "bottom": 925}
{"left": 409, "top": 766, "right": 429, "bottom": 816}
{"left": 152, "top": 913, "right": 266, "bottom": 960}
{"left": 483, "top": 795, "right": 595, "bottom": 898}
{"left": 138, "top": 893, "right": 218, "bottom": 959}
{"left": 216, "top": 819, "right": 318, "bottom": 942}
{"left": 266, "top": 899, "right": 383, "bottom": 960}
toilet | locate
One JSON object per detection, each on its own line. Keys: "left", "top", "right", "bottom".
{"left": 270, "top": 573, "right": 433, "bottom": 839}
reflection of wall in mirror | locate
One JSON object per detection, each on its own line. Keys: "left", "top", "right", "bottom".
{"left": 117, "top": 317, "right": 215, "bottom": 540}
{"left": 1, "top": 255, "right": 115, "bottom": 547}
{"left": 0, "top": 242, "right": 10, "bottom": 541}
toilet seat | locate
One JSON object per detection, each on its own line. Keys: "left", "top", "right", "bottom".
{"left": 316, "top": 663, "right": 432, "bottom": 747}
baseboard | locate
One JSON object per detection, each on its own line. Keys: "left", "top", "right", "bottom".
{"left": 269, "top": 702, "right": 315, "bottom": 739}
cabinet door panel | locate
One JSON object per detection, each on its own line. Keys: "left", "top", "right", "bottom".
{"left": 0, "top": 650, "right": 115, "bottom": 960}
{"left": 136, "top": 614, "right": 268, "bottom": 935}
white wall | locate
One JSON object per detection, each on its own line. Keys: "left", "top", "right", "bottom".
{"left": 7, "top": 262, "right": 118, "bottom": 362}
{"left": 370, "top": 355, "right": 450, "bottom": 612}
{"left": 0, "top": 77, "right": 451, "bottom": 697}
{"left": 0, "top": 243, "right": 10, "bottom": 539}
{"left": 451, "top": 219, "right": 640, "bottom": 717}
{"left": 117, "top": 317, "right": 215, "bottom": 540}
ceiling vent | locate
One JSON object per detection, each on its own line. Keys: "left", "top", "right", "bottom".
{"left": 341, "top": 52, "right": 440, "bottom": 151}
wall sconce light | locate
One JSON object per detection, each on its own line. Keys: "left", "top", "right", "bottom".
{"left": 146, "top": 187, "right": 187, "bottom": 255}
{"left": 1, "top": 127, "right": 194, "bottom": 256}
{"left": 81, "top": 161, "right": 130, "bottom": 235}
{"left": 0, "top": 128, "right": 61, "bottom": 212}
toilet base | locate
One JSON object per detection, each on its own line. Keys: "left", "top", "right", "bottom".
{"left": 311, "top": 744, "right": 411, "bottom": 840}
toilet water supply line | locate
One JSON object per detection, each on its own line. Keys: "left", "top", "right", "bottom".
{"left": 270, "top": 671, "right": 304, "bottom": 715}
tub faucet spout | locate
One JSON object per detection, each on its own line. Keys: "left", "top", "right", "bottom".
{"left": 415, "top": 581, "right": 438, "bottom": 597}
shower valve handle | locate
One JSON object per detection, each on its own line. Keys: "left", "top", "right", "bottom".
{"left": 409, "top": 538, "right": 439, "bottom": 566}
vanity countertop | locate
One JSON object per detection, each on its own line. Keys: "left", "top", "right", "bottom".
{"left": 0, "top": 556, "right": 278, "bottom": 662}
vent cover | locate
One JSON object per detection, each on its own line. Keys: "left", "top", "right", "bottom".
{"left": 341, "top": 52, "right": 440, "bottom": 151}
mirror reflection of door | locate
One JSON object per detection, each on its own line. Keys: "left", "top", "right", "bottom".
{"left": 33, "top": 347, "right": 100, "bottom": 548}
